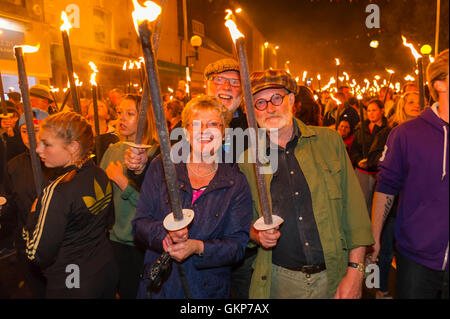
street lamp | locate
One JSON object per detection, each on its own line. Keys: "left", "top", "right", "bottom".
{"left": 185, "top": 35, "right": 202, "bottom": 98}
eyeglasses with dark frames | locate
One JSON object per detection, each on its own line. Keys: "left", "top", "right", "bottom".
{"left": 254, "top": 93, "right": 287, "bottom": 111}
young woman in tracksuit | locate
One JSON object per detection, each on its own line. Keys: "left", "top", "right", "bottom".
{"left": 25, "top": 112, "right": 118, "bottom": 298}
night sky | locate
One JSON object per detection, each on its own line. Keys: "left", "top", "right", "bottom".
{"left": 238, "top": 0, "right": 449, "bottom": 81}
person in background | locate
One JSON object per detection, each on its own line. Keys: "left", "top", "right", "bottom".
{"left": 26, "top": 112, "right": 118, "bottom": 298}
{"left": 337, "top": 118, "right": 354, "bottom": 156}
{"left": 2, "top": 109, "right": 54, "bottom": 297}
{"left": 370, "top": 49, "right": 448, "bottom": 299}
{"left": 350, "top": 99, "right": 387, "bottom": 215}
{"left": 29, "top": 85, "right": 57, "bottom": 115}
{"left": 7, "top": 92, "right": 23, "bottom": 115}
{"left": 100, "top": 94, "right": 158, "bottom": 299}
{"left": 293, "top": 86, "right": 322, "bottom": 126}
{"left": 87, "top": 100, "right": 119, "bottom": 164}
{"left": 133, "top": 95, "right": 253, "bottom": 298}
{"left": 165, "top": 99, "right": 184, "bottom": 132}
{"left": 379, "top": 87, "right": 395, "bottom": 119}
{"left": 1, "top": 102, "right": 26, "bottom": 162}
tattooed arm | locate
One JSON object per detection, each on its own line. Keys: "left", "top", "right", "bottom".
{"left": 369, "top": 191, "right": 395, "bottom": 263}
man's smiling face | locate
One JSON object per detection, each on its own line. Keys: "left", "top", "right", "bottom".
{"left": 206, "top": 70, "right": 243, "bottom": 114}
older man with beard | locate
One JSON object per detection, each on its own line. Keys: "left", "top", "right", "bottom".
{"left": 239, "top": 69, "right": 373, "bottom": 299}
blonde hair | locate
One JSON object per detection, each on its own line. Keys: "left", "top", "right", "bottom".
{"left": 41, "top": 111, "right": 94, "bottom": 164}
{"left": 391, "top": 91, "right": 419, "bottom": 125}
{"left": 427, "top": 49, "right": 449, "bottom": 101}
{"left": 181, "top": 95, "right": 232, "bottom": 129}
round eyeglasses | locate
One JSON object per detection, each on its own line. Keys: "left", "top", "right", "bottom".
{"left": 254, "top": 93, "right": 287, "bottom": 111}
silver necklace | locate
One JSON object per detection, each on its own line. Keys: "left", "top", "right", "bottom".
{"left": 187, "top": 163, "right": 218, "bottom": 178}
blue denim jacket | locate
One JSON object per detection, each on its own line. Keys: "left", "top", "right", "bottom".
{"left": 133, "top": 156, "right": 253, "bottom": 298}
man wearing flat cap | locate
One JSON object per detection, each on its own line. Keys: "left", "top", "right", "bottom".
{"left": 29, "top": 84, "right": 57, "bottom": 114}
{"left": 204, "top": 58, "right": 253, "bottom": 298}
{"left": 239, "top": 69, "right": 374, "bottom": 299}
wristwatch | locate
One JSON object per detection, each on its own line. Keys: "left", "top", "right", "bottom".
{"left": 348, "top": 262, "right": 365, "bottom": 272}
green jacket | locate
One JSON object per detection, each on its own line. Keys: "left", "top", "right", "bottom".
{"left": 100, "top": 141, "right": 158, "bottom": 246}
{"left": 238, "top": 118, "right": 374, "bottom": 298}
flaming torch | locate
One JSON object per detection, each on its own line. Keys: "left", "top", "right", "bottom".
{"left": 132, "top": 0, "right": 193, "bottom": 230}
{"left": 402, "top": 35, "right": 425, "bottom": 109}
{"left": 14, "top": 44, "right": 43, "bottom": 196}
{"left": 335, "top": 58, "right": 340, "bottom": 89}
{"left": 89, "top": 61, "right": 102, "bottom": 160}
{"left": 60, "top": 11, "right": 81, "bottom": 114}
{"left": 317, "top": 74, "right": 321, "bottom": 91}
{"left": 225, "top": 15, "right": 283, "bottom": 230}
{"left": 383, "top": 69, "right": 395, "bottom": 107}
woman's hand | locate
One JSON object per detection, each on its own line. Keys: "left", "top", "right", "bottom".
{"left": 168, "top": 227, "right": 188, "bottom": 243}
{"left": 162, "top": 228, "right": 203, "bottom": 262}
{"left": 124, "top": 147, "right": 148, "bottom": 174}
{"left": 105, "top": 161, "right": 128, "bottom": 191}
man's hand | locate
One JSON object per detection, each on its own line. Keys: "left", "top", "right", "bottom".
{"left": 168, "top": 227, "right": 188, "bottom": 243}
{"left": 105, "top": 161, "right": 128, "bottom": 191}
{"left": 368, "top": 240, "right": 381, "bottom": 264}
{"left": 251, "top": 226, "right": 280, "bottom": 249}
{"left": 334, "top": 268, "right": 364, "bottom": 299}
{"left": 124, "top": 147, "right": 148, "bottom": 174}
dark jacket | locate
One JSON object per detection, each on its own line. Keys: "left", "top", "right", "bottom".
{"left": 133, "top": 156, "right": 253, "bottom": 298}
{"left": 25, "top": 160, "right": 116, "bottom": 290}
{"left": 3, "top": 151, "right": 59, "bottom": 251}
{"left": 350, "top": 117, "right": 388, "bottom": 171}
{"left": 376, "top": 105, "right": 449, "bottom": 271}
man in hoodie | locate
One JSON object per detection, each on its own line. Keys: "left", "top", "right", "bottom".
{"left": 370, "top": 49, "right": 449, "bottom": 299}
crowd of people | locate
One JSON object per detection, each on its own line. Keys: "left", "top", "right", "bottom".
{"left": 0, "top": 49, "right": 448, "bottom": 299}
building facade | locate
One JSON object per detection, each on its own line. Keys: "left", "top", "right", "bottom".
{"left": 1, "top": 0, "right": 269, "bottom": 103}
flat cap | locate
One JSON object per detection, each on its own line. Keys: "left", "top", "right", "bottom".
{"left": 30, "top": 84, "right": 53, "bottom": 102}
{"left": 204, "top": 58, "right": 240, "bottom": 79}
{"left": 250, "top": 69, "right": 298, "bottom": 95}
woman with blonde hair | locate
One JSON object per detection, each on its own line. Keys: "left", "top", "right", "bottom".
{"left": 26, "top": 111, "right": 118, "bottom": 298}
{"left": 133, "top": 95, "right": 253, "bottom": 298}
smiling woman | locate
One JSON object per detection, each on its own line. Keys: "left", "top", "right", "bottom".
{"left": 132, "top": 95, "right": 253, "bottom": 299}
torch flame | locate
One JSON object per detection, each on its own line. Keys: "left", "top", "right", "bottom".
{"left": 14, "top": 43, "right": 40, "bottom": 53}
{"left": 60, "top": 11, "right": 72, "bottom": 33}
{"left": 132, "top": 0, "right": 162, "bottom": 34}
{"left": 225, "top": 19, "right": 244, "bottom": 43}
{"left": 317, "top": 74, "right": 321, "bottom": 81}
{"left": 225, "top": 9, "right": 233, "bottom": 21}
{"left": 386, "top": 68, "right": 395, "bottom": 74}
{"left": 401, "top": 35, "right": 422, "bottom": 62}
{"left": 73, "top": 73, "right": 82, "bottom": 87}
{"left": 335, "top": 58, "right": 340, "bottom": 66}
{"left": 330, "top": 94, "right": 342, "bottom": 105}
{"left": 302, "top": 71, "right": 307, "bottom": 82}
{"left": 343, "top": 72, "right": 349, "bottom": 81}
{"left": 89, "top": 61, "right": 98, "bottom": 86}
{"left": 404, "top": 75, "right": 415, "bottom": 81}
{"left": 122, "top": 60, "right": 128, "bottom": 70}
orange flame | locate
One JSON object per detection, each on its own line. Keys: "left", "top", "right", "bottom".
{"left": 132, "top": 0, "right": 162, "bottom": 34}
{"left": 122, "top": 61, "right": 128, "bottom": 70}
{"left": 60, "top": 11, "right": 72, "bottom": 33}
{"left": 317, "top": 74, "right": 321, "bottom": 81}
{"left": 330, "top": 94, "right": 342, "bottom": 105}
{"left": 14, "top": 43, "right": 40, "bottom": 53}
{"left": 386, "top": 68, "right": 395, "bottom": 74}
{"left": 89, "top": 62, "right": 98, "bottom": 86}
{"left": 335, "top": 58, "right": 340, "bottom": 66}
{"left": 225, "top": 19, "right": 244, "bottom": 43}
{"left": 401, "top": 35, "right": 422, "bottom": 62}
